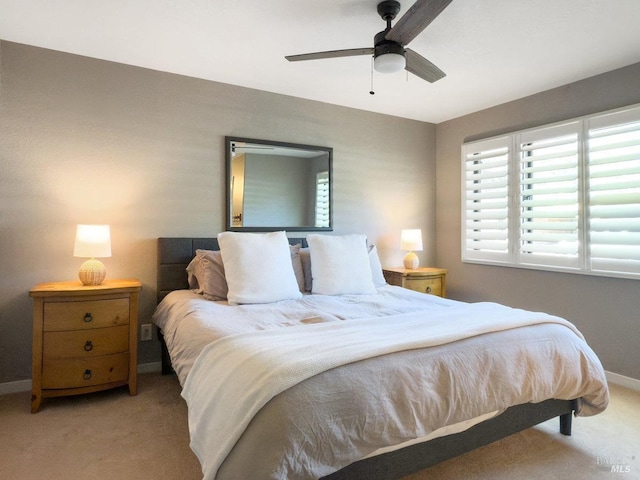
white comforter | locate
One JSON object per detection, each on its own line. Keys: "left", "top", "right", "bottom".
{"left": 153, "top": 286, "right": 459, "bottom": 386}
{"left": 153, "top": 287, "right": 609, "bottom": 480}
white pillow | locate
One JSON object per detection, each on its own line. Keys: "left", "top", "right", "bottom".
{"left": 307, "top": 234, "right": 376, "bottom": 295}
{"left": 368, "top": 244, "right": 387, "bottom": 287}
{"left": 218, "top": 231, "right": 302, "bottom": 304}
{"left": 300, "top": 244, "right": 386, "bottom": 291}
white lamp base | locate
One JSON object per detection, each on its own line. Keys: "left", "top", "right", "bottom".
{"left": 78, "top": 258, "right": 107, "bottom": 286}
{"left": 403, "top": 251, "right": 419, "bottom": 270}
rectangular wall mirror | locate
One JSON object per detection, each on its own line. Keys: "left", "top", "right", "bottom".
{"left": 225, "top": 136, "right": 333, "bottom": 232}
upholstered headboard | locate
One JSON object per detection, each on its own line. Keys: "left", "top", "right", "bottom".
{"left": 156, "top": 237, "right": 308, "bottom": 303}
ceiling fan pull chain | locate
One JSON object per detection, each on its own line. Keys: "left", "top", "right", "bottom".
{"left": 370, "top": 56, "right": 375, "bottom": 95}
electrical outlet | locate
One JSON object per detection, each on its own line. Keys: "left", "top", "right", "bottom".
{"left": 140, "top": 324, "right": 153, "bottom": 341}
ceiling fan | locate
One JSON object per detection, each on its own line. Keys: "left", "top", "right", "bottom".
{"left": 285, "top": 0, "right": 452, "bottom": 83}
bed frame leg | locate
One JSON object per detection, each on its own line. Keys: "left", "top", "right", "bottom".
{"left": 559, "top": 411, "right": 572, "bottom": 435}
{"left": 158, "top": 330, "right": 174, "bottom": 375}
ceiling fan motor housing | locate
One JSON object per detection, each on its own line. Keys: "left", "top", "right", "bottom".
{"left": 374, "top": 30, "right": 405, "bottom": 59}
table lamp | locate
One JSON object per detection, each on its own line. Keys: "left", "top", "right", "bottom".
{"left": 401, "top": 229, "right": 423, "bottom": 269}
{"left": 73, "top": 224, "right": 111, "bottom": 286}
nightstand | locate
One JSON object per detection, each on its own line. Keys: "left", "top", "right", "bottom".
{"left": 29, "top": 279, "right": 141, "bottom": 412}
{"left": 383, "top": 267, "right": 447, "bottom": 298}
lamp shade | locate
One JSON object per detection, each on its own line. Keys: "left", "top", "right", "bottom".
{"left": 73, "top": 225, "right": 111, "bottom": 286}
{"left": 74, "top": 224, "right": 111, "bottom": 258}
{"left": 374, "top": 52, "right": 406, "bottom": 73}
{"left": 400, "top": 229, "right": 423, "bottom": 252}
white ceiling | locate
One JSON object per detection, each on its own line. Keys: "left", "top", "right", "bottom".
{"left": 1, "top": 0, "right": 640, "bottom": 123}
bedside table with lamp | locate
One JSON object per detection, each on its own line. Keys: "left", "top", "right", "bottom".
{"left": 29, "top": 225, "right": 141, "bottom": 412}
{"left": 383, "top": 229, "right": 448, "bottom": 298}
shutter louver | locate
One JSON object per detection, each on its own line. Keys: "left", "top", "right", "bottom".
{"left": 588, "top": 118, "right": 640, "bottom": 274}
{"left": 463, "top": 138, "right": 511, "bottom": 263}
{"left": 518, "top": 125, "right": 580, "bottom": 268}
{"left": 315, "top": 171, "right": 330, "bottom": 228}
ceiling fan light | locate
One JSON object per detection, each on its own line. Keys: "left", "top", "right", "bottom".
{"left": 374, "top": 52, "right": 406, "bottom": 73}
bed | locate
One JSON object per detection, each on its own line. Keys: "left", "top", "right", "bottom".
{"left": 153, "top": 235, "right": 609, "bottom": 480}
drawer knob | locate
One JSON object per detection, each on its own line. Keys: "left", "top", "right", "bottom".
{"left": 84, "top": 341, "right": 93, "bottom": 352}
{"left": 83, "top": 369, "right": 92, "bottom": 380}
{"left": 426, "top": 286, "right": 432, "bottom": 293}
{"left": 83, "top": 313, "right": 93, "bottom": 323}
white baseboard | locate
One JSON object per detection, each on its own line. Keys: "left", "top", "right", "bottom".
{"left": 605, "top": 370, "right": 640, "bottom": 391}
{"left": 0, "top": 379, "right": 32, "bottom": 396}
{"left": 0, "top": 362, "right": 164, "bottom": 396}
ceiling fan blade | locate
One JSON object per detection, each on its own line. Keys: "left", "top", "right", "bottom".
{"left": 405, "top": 48, "right": 446, "bottom": 83}
{"left": 286, "top": 48, "right": 373, "bottom": 62}
{"left": 386, "top": 0, "right": 453, "bottom": 46}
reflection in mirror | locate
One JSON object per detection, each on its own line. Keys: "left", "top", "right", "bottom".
{"left": 226, "top": 137, "right": 333, "bottom": 232}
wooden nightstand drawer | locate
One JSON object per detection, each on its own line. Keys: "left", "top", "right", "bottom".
{"left": 42, "top": 353, "right": 130, "bottom": 389}
{"left": 43, "top": 325, "right": 129, "bottom": 359}
{"left": 43, "top": 298, "right": 130, "bottom": 331}
{"left": 404, "top": 277, "right": 443, "bottom": 296}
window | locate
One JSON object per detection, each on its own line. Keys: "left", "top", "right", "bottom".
{"left": 588, "top": 109, "right": 640, "bottom": 274}
{"left": 315, "top": 171, "right": 330, "bottom": 228}
{"left": 518, "top": 123, "right": 580, "bottom": 269}
{"left": 462, "top": 104, "right": 640, "bottom": 279}
{"left": 463, "top": 137, "right": 510, "bottom": 263}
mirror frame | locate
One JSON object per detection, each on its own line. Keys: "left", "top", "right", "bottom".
{"left": 225, "top": 136, "right": 333, "bottom": 232}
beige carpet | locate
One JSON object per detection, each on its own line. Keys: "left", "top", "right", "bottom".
{"left": 0, "top": 373, "right": 638, "bottom": 480}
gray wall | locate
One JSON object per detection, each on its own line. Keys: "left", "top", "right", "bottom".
{"left": 0, "top": 41, "right": 436, "bottom": 384}
{"left": 436, "top": 62, "right": 640, "bottom": 380}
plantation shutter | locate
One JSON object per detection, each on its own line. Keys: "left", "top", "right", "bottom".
{"left": 315, "top": 171, "right": 330, "bottom": 228}
{"left": 588, "top": 110, "right": 640, "bottom": 274}
{"left": 517, "top": 123, "right": 581, "bottom": 268}
{"left": 462, "top": 137, "right": 511, "bottom": 263}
